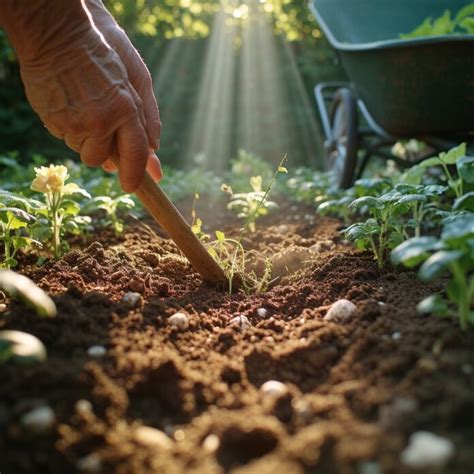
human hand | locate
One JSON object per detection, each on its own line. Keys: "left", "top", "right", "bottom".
{"left": 0, "top": 0, "right": 162, "bottom": 192}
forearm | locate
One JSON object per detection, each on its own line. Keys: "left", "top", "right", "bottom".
{"left": 0, "top": 0, "right": 90, "bottom": 62}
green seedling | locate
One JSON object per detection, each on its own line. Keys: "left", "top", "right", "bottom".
{"left": 344, "top": 189, "right": 417, "bottom": 268}
{"left": 0, "top": 191, "right": 42, "bottom": 268}
{"left": 83, "top": 195, "right": 135, "bottom": 235}
{"left": 207, "top": 230, "right": 273, "bottom": 295}
{"left": 0, "top": 269, "right": 56, "bottom": 318}
{"left": 223, "top": 175, "right": 279, "bottom": 233}
{"left": 391, "top": 213, "right": 474, "bottom": 330}
{"left": 404, "top": 143, "right": 474, "bottom": 199}
{"left": 30, "top": 164, "right": 91, "bottom": 259}
{"left": 317, "top": 195, "right": 353, "bottom": 224}
{"left": 392, "top": 183, "right": 447, "bottom": 237}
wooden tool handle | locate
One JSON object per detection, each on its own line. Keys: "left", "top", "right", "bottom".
{"left": 133, "top": 172, "right": 227, "bottom": 286}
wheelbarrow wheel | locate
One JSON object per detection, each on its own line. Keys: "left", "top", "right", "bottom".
{"left": 327, "top": 88, "right": 358, "bottom": 189}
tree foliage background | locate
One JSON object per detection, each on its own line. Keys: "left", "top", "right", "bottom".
{"left": 0, "top": 0, "right": 344, "bottom": 170}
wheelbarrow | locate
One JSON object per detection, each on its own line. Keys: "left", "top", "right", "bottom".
{"left": 310, "top": 0, "right": 474, "bottom": 188}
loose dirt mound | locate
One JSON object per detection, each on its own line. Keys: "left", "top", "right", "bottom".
{"left": 1, "top": 203, "right": 473, "bottom": 474}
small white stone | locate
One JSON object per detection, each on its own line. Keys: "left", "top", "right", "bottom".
{"left": 134, "top": 426, "right": 173, "bottom": 449}
{"left": 202, "top": 433, "right": 220, "bottom": 452}
{"left": 276, "top": 224, "right": 289, "bottom": 235}
{"left": 77, "top": 454, "right": 102, "bottom": 472}
{"left": 392, "top": 332, "right": 402, "bottom": 341}
{"left": 256, "top": 308, "right": 268, "bottom": 318}
{"left": 401, "top": 431, "right": 455, "bottom": 469}
{"left": 260, "top": 380, "right": 288, "bottom": 396}
{"left": 378, "top": 301, "right": 386, "bottom": 306}
{"left": 75, "top": 399, "right": 93, "bottom": 415}
{"left": 168, "top": 312, "right": 189, "bottom": 331}
{"left": 324, "top": 299, "right": 357, "bottom": 323}
{"left": 21, "top": 406, "right": 55, "bottom": 433}
{"left": 121, "top": 291, "right": 143, "bottom": 309}
{"left": 87, "top": 345, "right": 106, "bottom": 358}
{"left": 230, "top": 315, "right": 251, "bottom": 332}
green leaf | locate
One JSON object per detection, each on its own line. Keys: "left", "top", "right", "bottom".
{"left": 442, "top": 213, "right": 474, "bottom": 242}
{"left": 419, "top": 143, "right": 466, "bottom": 169}
{"left": 391, "top": 236, "right": 440, "bottom": 267}
{"left": 459, "top": 16, "right": 474, "bottom": 33}
{"left": 453, "top": 191, "right": 474, "bottom": 211}
{"left": 61, "top": 200, "right": 81, "bottom": 216}
{"left": 417, "top": 294, "right": 451, "bottom": 317}
{"left": 419, "top": 250, "right": 463, "bottom": 281}
{"left": 349, "top": 196, "right": 384, "bottom": 211}
{"left": 396, "top": 194, "right": 427, "bottom": 205}
{"left": 456, "top": 155, "right": 474, "bottom": 183}
{"left": 215, "top": 230, "right": 226, "bottom": 242}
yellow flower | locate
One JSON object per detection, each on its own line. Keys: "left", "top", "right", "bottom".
{"left": 31, "top": 165, "right": 69, "bottom": 194}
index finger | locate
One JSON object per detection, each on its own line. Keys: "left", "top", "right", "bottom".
{"left": 115, "top": 119, "right": 149, "bottom": 193}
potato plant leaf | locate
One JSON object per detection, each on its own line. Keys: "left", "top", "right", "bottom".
{"left": 418, "top": 250, "right": 464, "bottom": 281}
{"left": 391, "top": 236, "right": 440, "bottom": 267}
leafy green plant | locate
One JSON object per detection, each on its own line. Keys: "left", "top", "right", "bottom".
{"left": 404, "top": 143, "right": 474, "bottom": 199}
{"left": 344, "top": 189, "right": 419, "bottom": 268}
{"left": 30, "top": 165, "right": 90, "bottom": 259}
{"left": 0, "top": 191, "right": 42, "bottom": 268}
{"left": 83, "top": 195, "right": 135, "bottom": 235}
{"left": 222, "top": 175, "right": 279, "bottom": 232}
{"left": 401, "top": 4, "right": 474, "bottom": 38}
{"left": 391, "top": 213, "right": 474, "bottom": 330}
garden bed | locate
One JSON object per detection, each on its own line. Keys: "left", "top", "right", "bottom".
{"left": 0, "top": 199, "right": 473, "bottom": 474}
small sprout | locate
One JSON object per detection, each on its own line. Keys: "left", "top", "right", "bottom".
{"left": 134, "top": 426, "right": 173, "bottom": 449}
{"left": 324, "top": 299, "right": 357, "bottom": 323}
{"left": 87, "top": 345, "right": 106, "bottom": 358}
{"left": 0, "top": 330, "right": 47, "bottom": 365}
{"left": 401, "top": 431, "right": 455, "bottom": 469}
{"left": 121, "top": 291, "right": 143, "bottom": 309}
{"left": 168, "top": 312, "right": 189, "bottom": 331}
{"left": 260, "top": 380, "right": 288, "bottom": 396}
{"left": 21, "top": 405, "right": 55, "bottom": 433}
{"left": 230, "top": 315, "right": 251, "bottom": 332}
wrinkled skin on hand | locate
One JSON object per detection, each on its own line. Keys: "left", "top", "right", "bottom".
{"left": 1, "top": 0, "right": 162, "bottom": 192}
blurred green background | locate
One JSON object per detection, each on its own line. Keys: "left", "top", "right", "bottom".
{"left": 0, "top": 0, "right": 344, "bottom": 172}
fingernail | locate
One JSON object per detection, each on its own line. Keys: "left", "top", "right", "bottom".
{"left": 147, "top": 152, "right": 163, "bottom": 183}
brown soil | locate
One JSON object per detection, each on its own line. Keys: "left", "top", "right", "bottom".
{"left": 0, "top": 200, "right": 473, "bottom": 474}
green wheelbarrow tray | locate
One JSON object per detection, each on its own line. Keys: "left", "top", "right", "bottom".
{"left": 310, "top": 0, "right": 474, "bottom": 137}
